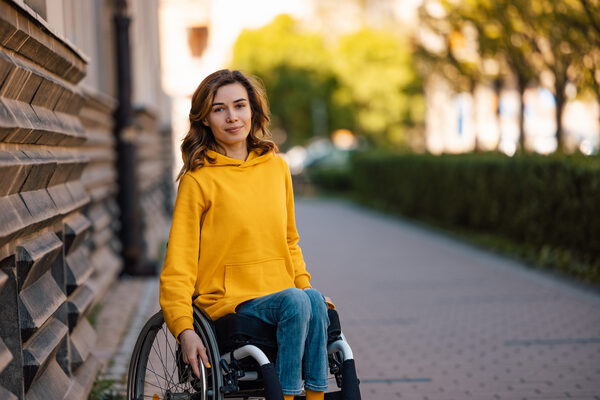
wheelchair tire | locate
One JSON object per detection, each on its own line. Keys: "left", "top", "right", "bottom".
{"left": 127, "top": 310, "right": 224, "bottom": 400}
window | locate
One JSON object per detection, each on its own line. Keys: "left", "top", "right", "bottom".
{"left": 187, "top": 26, "right": 208, "bottom": 58}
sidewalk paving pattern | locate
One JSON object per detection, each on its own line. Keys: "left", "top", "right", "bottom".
{"left": 96, "top": 198, "right": 600, "bottom": 400}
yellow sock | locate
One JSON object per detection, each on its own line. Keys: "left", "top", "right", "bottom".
{"left": 306, "top": 389, "right": 325, "bottom": 400}
{"left": 284, "top": 395, "right": 294, "bottom": 400}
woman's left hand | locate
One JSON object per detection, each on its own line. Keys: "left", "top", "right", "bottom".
{"left": 324, "top": 296, "right": 335, "bottom": 310}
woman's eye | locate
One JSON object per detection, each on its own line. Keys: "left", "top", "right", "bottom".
{"left": 213, "top": 107, "right": 223, "bottom": 112}
{"left": 235, "top": 103, "right": 246, "bottom": 109}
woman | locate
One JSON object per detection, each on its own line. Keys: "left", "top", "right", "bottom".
{"left": 159, "top": 69, "right": 329, "bottom": 400}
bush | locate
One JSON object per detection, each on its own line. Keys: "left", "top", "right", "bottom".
{"left": 348, "top": 151, "right": 600, "bottom": 285}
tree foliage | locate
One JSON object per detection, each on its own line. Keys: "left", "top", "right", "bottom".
{"left": 417, "top": 0, "right": 600, "bottom": 153}
{"left": 230, "top": 14, "right": 423, "bottom": 149}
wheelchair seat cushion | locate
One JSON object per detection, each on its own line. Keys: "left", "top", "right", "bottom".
{"left": 214, "top": 313, "right": 278, "bottom": 356}
{"left": 214, "top": 309, "right": 343, "bottom": 358}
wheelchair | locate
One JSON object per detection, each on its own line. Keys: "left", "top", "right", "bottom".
{"left": 127, "top": 305, "right": 361, "bottom": 400}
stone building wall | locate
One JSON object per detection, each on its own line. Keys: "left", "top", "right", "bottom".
{"left": 133, "top": 108, "right": 172, "bottom": 264}
{"left": 0, "top": 1, "right": 170, "bottom": 398}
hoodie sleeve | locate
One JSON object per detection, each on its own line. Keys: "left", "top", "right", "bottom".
{"left": 160, "top": 173, "right": 205, "bottom": 340}
{"left": 282, "top": 158, "right": 311, "bottom": 289}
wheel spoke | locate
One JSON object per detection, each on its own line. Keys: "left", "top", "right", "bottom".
{"left": 152, "top": 338, "right": 176, "bottom": 390}
{"left": 130, "top": 313, "right": 216, "bottom": 400}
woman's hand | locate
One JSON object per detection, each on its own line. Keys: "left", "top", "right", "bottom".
{"left": 178, "top": 329, "right": 211, "bottom": 378}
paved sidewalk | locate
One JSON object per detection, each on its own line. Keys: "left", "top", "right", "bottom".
{"left": 298, "top": 199, "right": 600, "bottom": 400}
{"left": 92, "top": 277, "right": 160, "bottom": 393}
{"left": 95, "top": 198, "right": 600, "bottom": 400}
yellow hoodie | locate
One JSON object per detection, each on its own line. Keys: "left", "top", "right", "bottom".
{"left": 159, "top": 149, "right": 311, "bottom": 339}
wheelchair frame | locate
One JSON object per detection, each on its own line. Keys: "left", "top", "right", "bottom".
{"left": 127, "top": 306, "right": 360, "bottom": 400}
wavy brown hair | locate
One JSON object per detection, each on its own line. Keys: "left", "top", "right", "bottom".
{"left": 176, "top": 69, "right": 277, "bottom": 181}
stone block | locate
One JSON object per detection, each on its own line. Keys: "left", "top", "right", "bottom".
{"left": 63, "top": 61, "right": 86, "bottom": 86}
{"left": 0, "top": 269, "right": 6, "bottom": 291}
{"left": 67, "top": 284, "right": 93, "bottom": 331}
{"left": 0, "top": 51, "right": 16, "bottom": 89}
{"left": 0, "top": 257, "right": 24, "bottom": 399}
{"left": 46, "top": 184, "right": 73, "bottom": 216}
{"left": 3, "top": 28, "right": 27, "bottom": 57}
{"left": 68, "top": 354, "right": 101, "bottom": 400}
{"left": 0, "top": 150, "right": 22, "bottom": 197}
{"left": 18, "top": 38, "right": 54, "bottom": 73}
{"left": 0, "top": 385, "right": 17, "bottom": 400}
{"left": 24, "top": 17, "right": 52, "bottom": 50}
{"left": 86, "top": 248, "right": 121, "bottom": 307}
{"left": 19, "top": 188, "right": 59, "bottom": 229}
{"left": 24, "top": 359, "right": 69, "bottom": 400}
{"left": 87, "top": 203, "right": 112, "bottom": 233}
{"left": 20, "top": 149, "right": 56, "bottom": 190}
{"left": 16, "top": 68, "right": 42, "bottom": 104}
{"left": 44, "top": 54, "right": 71, "bottom": 84}
{"left": 30, "top": 105, "right": 64, "bottom": 146}
{"left": 0, "top": 194, "right": 31, "bottom": 248}
{"left": 45, "top": 152, "right": 75, "bottom": 187}
{"left": 22, "top": 317, "right": 67, "bottom": 391}
{"left": 69, "top": 318, "right": 95, "bottom": 371}
{"left": 30, "top": 77, "right": 61, "bottom": 110}
{"left": 0, "top": 337, "right": 12, "bottom": 374}
{"left": 0, "top": 99, "right": 18, "bottom": 142}
{"left": 63, "top": 213, "right": 91, "bottom": 254}
{"left": 65, "top": 181, "right": 89, "bottom": 210}
{"left": 55, "top": 113, "right": 86, "bottom": 146}
{"left": 0, "top": 4, "right": 18, "bottom": 47}
{"left": 90, "top": 229, "right": 112, "bottom": 251}
{"left": 36, "top": 40, "right": 63, "bottom": 79}
{"left": 53, "top": 88, "right": 77, "bottom": 115}
{"left": 18, "top": 270, "right": 65, "bottom": 341}
{"left": 1, "top": 99, "right": 39, "bottom": 144}
{"left": 65, "top": 247, "right": 92, "bottom": 295}
{"left": 80, "top": 164, "right": 114, "bottom": 192}
{"left": 88, "top": 184, "right": 116, "bottom": 204}
{"left": 0, "top": 62, "right": 30, "bottom": 100}
{"left": 16, "top": 231, "right": 62, "bottom": 292}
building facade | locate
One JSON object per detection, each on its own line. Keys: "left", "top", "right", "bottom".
{"left": 0, "top": 0, "right": 170, "bottom": 398}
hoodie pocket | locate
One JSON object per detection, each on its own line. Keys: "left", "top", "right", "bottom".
{"left": 224, "top": 258, "right": 293, "bottom": 297}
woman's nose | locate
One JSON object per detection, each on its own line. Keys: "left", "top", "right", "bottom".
{"left": 226, "top": 109, "right": 237, "bottom": 122}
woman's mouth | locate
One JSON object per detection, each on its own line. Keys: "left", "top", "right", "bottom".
{"left": 225, "top": 126, "right": 242, "bottom": 133}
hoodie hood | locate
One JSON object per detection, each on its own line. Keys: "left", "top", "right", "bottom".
{"left": 204, "top": 149, "right": 274, "bottom": 168}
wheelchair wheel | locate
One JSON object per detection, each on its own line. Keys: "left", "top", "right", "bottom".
{"left": 127, "top": 310, "right": 224, "bottom": 400}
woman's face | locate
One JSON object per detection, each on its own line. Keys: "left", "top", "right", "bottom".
{"left": 204, "top": 82, "right": 252, "bottom": 152}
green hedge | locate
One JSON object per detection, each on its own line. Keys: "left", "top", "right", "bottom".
{"left": 349, "top": 151, "right": 600, "bottom": 285}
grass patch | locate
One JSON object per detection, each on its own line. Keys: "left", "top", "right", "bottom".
{"left": 89, "top": 374, "right": 124, "bottom": 400}
{"left": 86, "top": 303, "right": 103, "bottom": 329}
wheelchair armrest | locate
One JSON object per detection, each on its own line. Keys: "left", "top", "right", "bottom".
{"left": 327, "top": 308, "right": 342, "bottom": 344}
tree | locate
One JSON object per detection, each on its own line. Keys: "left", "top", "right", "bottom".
{"left": 231, "top": 14, "right": 424, "bottom": 149}
{"left": 511, "top": 0, "right": 587, "bottom": 151}
{"left": 569, "top": 0, "right": 600, "bottom": 137}
{"left": 417, "top": 0, "right": 539, "bottom": 151}
{"left": 334, "top": 28, "right": 424, "bottom": 148}
{"left": 231, "top": 15, "right": 348, "bottom": 147}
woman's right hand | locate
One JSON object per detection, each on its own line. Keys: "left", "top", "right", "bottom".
{"left": 178, "top": 329, "right": 211, "bottom": 378}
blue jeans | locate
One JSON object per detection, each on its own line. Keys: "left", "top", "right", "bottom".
{"left": 235, "top": 288, "right": 329, "bottom": 395}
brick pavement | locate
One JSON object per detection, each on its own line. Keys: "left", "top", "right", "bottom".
{"left": 92, "top": 277, "right": 160, "bottom": 393}
{"left": 95, "top": 198, "right": 600, "bottom": 400}
{"left": 297, "top": 198, "right": 600, "bottom": 400}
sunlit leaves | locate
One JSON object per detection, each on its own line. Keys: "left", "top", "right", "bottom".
{"left": 231, "top": 15, "right": 423, "bottom": 149}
